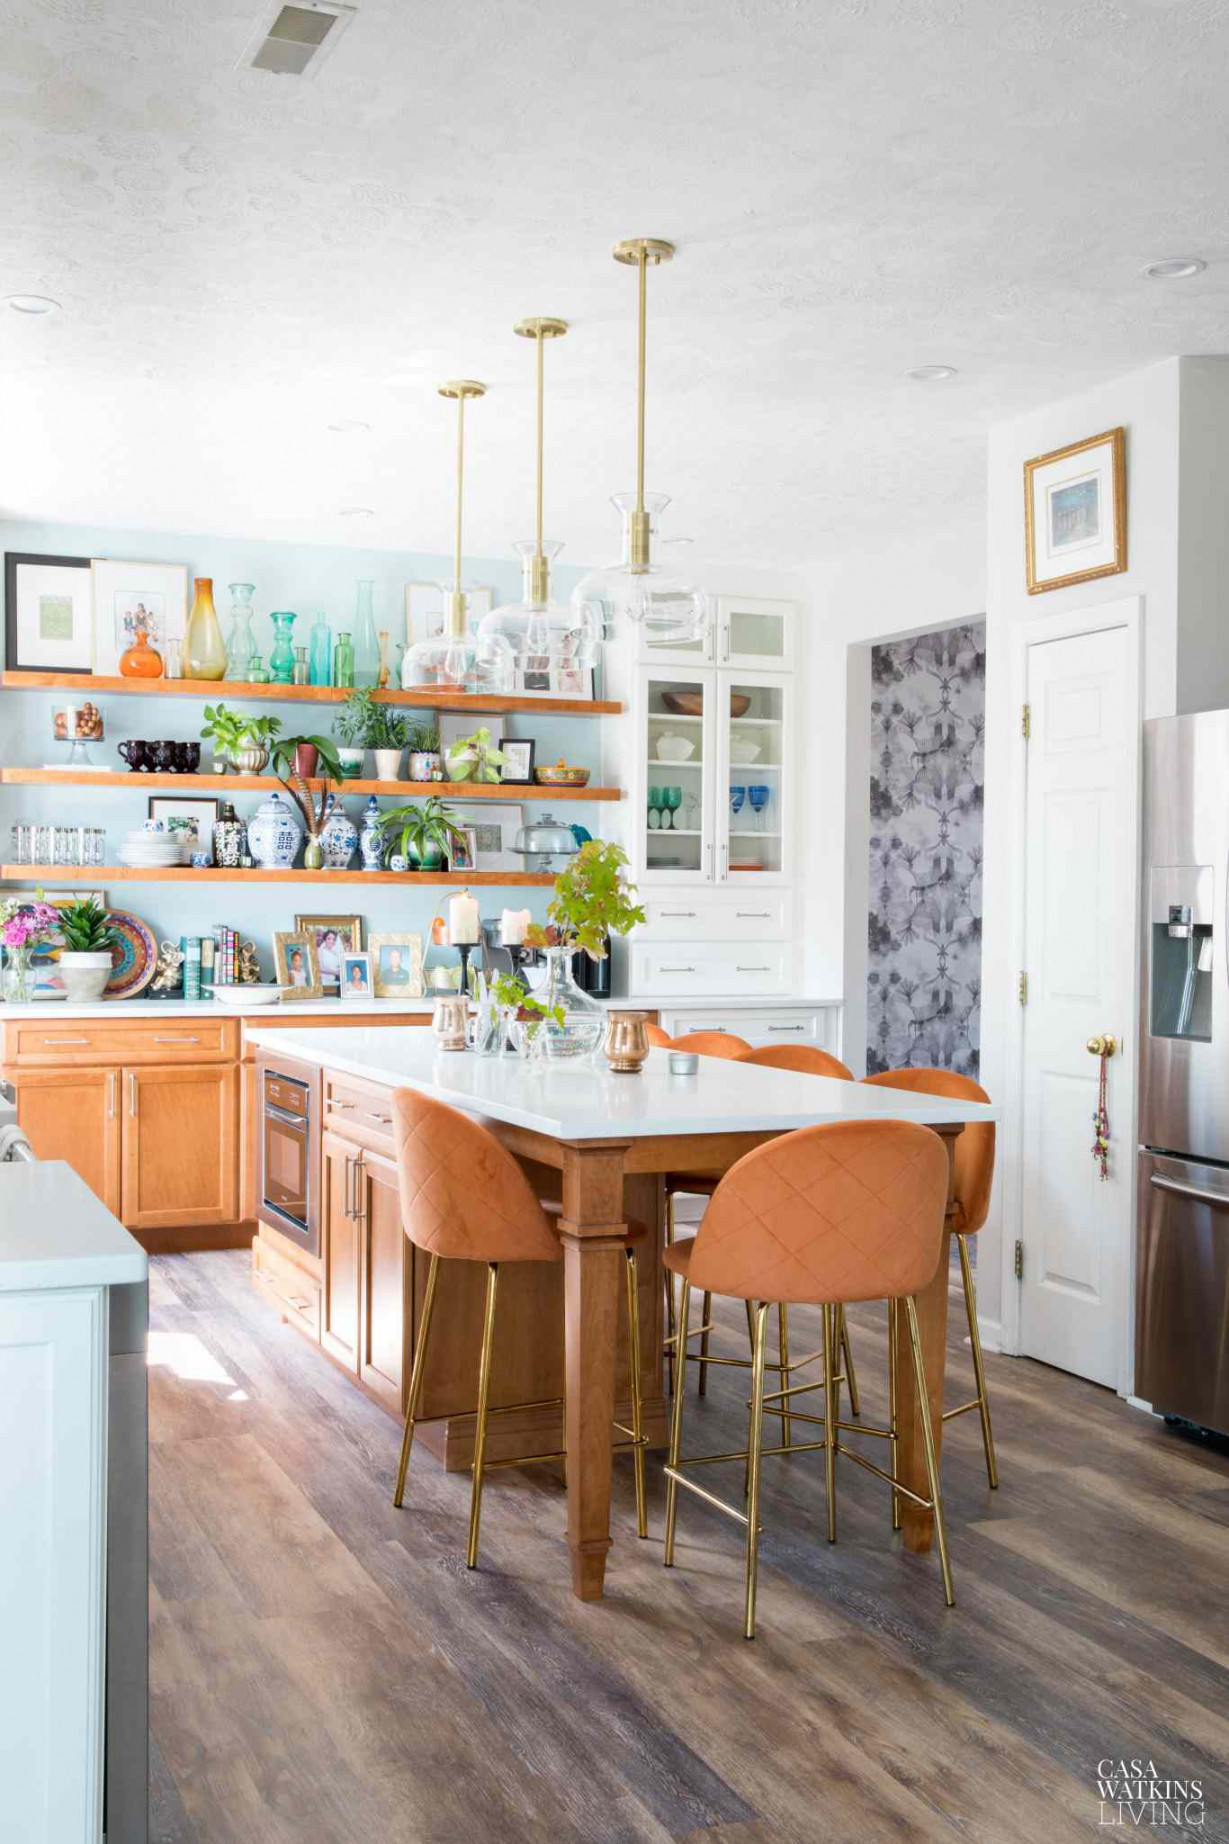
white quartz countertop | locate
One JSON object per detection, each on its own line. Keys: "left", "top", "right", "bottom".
{"left": 597, "top": 994, "right": 842, "bottom": 1012}
{"left": 0, "top": 997, "right": 433, "bottom": 1019}
{"left": 0, "top": 1161, "right": 148, "bottom": 1291}
{"left": 247, "top": 1025, "right": 997, "bottom": 1142}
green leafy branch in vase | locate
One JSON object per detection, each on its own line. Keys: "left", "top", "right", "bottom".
{"left": 525, "top": 840, "right": 646, "bottom": 960}
{"left": 489, "top": 969, "right": 566, "bottom": 1030}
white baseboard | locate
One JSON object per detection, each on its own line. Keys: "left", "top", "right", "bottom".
{"left": 974, "top": 1315, "right": 1004, "bottom": 1353}
{"left": 1126, "top": 1394, "right": 1156, "bottom": 1416}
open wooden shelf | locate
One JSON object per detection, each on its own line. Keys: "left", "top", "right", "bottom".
{"left": 0, "top": 768, "right": 620, "bottom": 802}
{"left": 1, "top": 671, "right": 620, "bottom": 717}
{"left": 1, "top": 864, "right": 555, "bottom": 887}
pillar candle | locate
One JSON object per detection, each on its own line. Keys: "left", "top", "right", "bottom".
{"left": 448, "top": 888, "right": 481, "bottom": 945}
{"left": 500, "top": 907, "right": 531, "bottom": 946}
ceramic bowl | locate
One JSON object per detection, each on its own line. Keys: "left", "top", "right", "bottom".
{"left": 534, "top": 761, "right": 591, "bottom": 787}
{"left": 729, "top": 738, "right": 762, "bottom": 764}
{"left": 656, "top": 734, "right": 696, "bottom": 763}
{"left": 212, "top": 984, "right": 288, "bottom": 1008}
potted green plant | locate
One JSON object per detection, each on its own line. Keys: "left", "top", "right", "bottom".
{"left": 334, "top": 688, "right": 375, "bottom": 777}
{"left": 525, "top": 841, "right": 646, "bottom": 1059}
{"left": 367, "top": 703, "right": 408, "bottom": 782}
{"left": 407, "top": 721, "right": 442, "bottom": 782}
{"left": 199, "top": 704, "right": 282, "bottom": 772}
{"left": 269, "top": 734, "right": 347, "bottom": 870}
{"left": 444, "top": 725, "right": 507, "bottom": 784}
{"left": 378, "top": 796, "right": 467, "bottom": 870}
{"left": 55, "top": 897, "right": 119, "bottom": 1002}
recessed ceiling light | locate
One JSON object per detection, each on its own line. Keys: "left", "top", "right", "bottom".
{"left": 339, "top": 506, "right": 375, "bottom": 518}
{"left": 907, "top": 364, "right": 957, "bottom": 382}
{"left": 328, "top": 418, "right": 370, "bottom": 433}
{"left": 4, "top": 294, "right": 61, "bottom": 316}
{"left": 1140, "top": 256, "right": 1206, "bottom": 280}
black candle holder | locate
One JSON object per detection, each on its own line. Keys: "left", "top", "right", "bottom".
{"left": 455, "top": 941, "right": 476, "bottom": 996}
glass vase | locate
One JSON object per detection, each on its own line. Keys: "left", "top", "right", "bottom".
{"left": 224, "top": 583, "right": 256, "bottom": 680}
{"left": 119, "top": 629, "right": 164, "bottom": 678}
{"left": 352, "top": 580, "right": 379, "bottom": 687}
{"left": 3, "top": 945, "right": 34, "bottom": 1004}
{"left": 269, "top": 610, "right": 297, "bottom": 684}
{"left": 537, "top": 947, "right": 607, "bottom": 1060}
{"left": 333, "top": 629, "right": 355, "bottom": 689}
{"left": 309, "top": 614, "right": 333, "bottom": 686}
{"left": 184, "top": 577, "right": 228, "bottom": 679}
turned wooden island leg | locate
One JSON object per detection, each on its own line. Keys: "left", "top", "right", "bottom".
{"left": 560, "top": 1142, "right": 630, "bottom": 1600}
{"left": 895, "top": 1124, "right": 960, "bottom": 1554}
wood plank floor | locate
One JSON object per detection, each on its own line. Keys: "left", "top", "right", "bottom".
{"left": 148, "top": 1250, "right": 1229, "bottom": 1844}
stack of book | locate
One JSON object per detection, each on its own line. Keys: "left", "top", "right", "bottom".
{"left": 176, "top": 927, "right": 243, "bottom": 999}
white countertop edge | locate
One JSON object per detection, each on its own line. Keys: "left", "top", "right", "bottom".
{"left": 0, "top": 997, "right": 437, "bottom": 1019}
{"left": 0, "top": 1162, "right": 148, "bottom": 1291}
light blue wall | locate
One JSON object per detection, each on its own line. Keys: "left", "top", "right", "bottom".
{"left": 1, "top": 519, "right": 604, "bottom": 977}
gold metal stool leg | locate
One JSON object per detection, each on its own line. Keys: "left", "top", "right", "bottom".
{"left": 823, "top": 1303, "right": 838, "bottom": 1542}
{"left": 663, "top": 1281, "right": 692, "bottom": 1567}
{"left": 466, "top": 1262, "right": 500, "bottom": 1569}
{"left": 957, "top": 1233, "right": 999, "bottom": 1489}
{"left": 778, "top": 1303, "right": 793, "bottom": 1449}
{"left": 624, "top": 1248, "right": 648, "bottom": 1538}
{"left": 888, "top": 1296, "right": 901, "bottom": 1531}
{"left": 743, "top": 1302, "right": 770, "bottom": 1640}
{"left": 698, "top": 1290, "right": 713, "bottom": 1395}
{"left": 663, "top": 1191, "right": 677, "bottom": 1396}
{"left": 904, "top": 1294, "right": 955, "bottom": 1607}
{"left": 393, "top": 1251, "right": 441, "bottom": 1508}
{"left": 838, "top": 1304, "right": 861, "bottom": 1417}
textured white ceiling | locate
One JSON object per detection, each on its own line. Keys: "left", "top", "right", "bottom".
{"left": 1, "top": 0, "right": 1227, "bottom": 572}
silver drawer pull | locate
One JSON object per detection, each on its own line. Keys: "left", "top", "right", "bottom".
{"left": 1149, "top": 1173, "right": 1229, "bottom": 1210}
{"left": 768, "top": 1024, "right": 804, "bottom": 1033}
{"left": 42, "top": 1037, "right": 90, "bottom": 1045}
{"left": 330, "top": 1099, "right": 356, "bottom": 1110}
{"left": 659, "top": 965, "right": 696, "bottom": 973}
{"left": 735, "top": 912, "right": 770, "bottom": 919}
{"left": 660, "top": 910, "right": 697, "bottom": 919}
{"left": 737, "top": 966, "right": 770, "bottom": 973}
{"left": 154, "top": 1034, "right": 199, "bottom": 1043}
{"left": 371, "top": 1112, "right": 392, "bottom": 1126}
{"left": 288, "top": 1296, "right": 311, "bottom": 1311}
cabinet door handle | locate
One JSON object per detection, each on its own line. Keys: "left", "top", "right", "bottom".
{"left": 737, "top": 965, "right": 770, "bottom": 973}
{"left": 353, "top": 1151, "right": 367, "bottom": 1230}
{"left": 128, "top": 1072, "right": 138, "bottom": 1118}
{"left": 735, "top": 911, "right": 770, "bottom": 919}
{"left": 154, "top": 1035, "right": 199, "bottom": 1044}
{"left": 331, "top": 1099, "right": 355, "bottom": 1111}
{"left": 660, "top": 911, "right": 697, "bottom": 919}
{"left": 719, "top": 842, "right": 728, "bottom": 881}
{"left": 370, "top": 1112, "right": 392, "bottom": 1126}
{"left": 768, "top": 1024, "right": 804, "bottom": 1034}
{"left": 42, "top": 1037, "right": 90, "bottom": 1046}
{"left": 659, "top": 965, "right": 697, "bottom": 974}
{"left": 343, "top": 1153, "right": 354, "bottom": 1219}
{"left": 107, "top": 1072, "right": 117, "bottom": 1118}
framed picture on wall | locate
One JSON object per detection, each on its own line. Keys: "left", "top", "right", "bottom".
{"left": 1024, "top": 427, "right": 1126, "bottom": 595}
{"left": 91, "top": 559, "right": 188, "bottom": 674}
{"left": 4, "top": 552, "right": 93, "bottom": 672}
{"left": 340, "top": 951, "right": 374, "bottom": 999}
{"left": 370, "top": 931, "right": 425, "bottom": 998}
{"left": 445, "top": 804, "right": 522, "bottom": 872}
{"left": 147, "top": 795, "right": 221, "bottom": 863}
{"left": 272, "top": 930, "right": 323, "bottom": 1001}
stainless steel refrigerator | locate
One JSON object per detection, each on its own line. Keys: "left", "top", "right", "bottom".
{"left": 1137, "top": 710, "right": 1229, "bottom": 1435}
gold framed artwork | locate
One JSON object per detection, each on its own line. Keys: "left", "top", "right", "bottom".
{"left": 370, "top": 930, "right": 425, "bottom": 998}
{"left": 272, "top": 929, "right": 323, "bottom": 1000}
{"left": 294, "top": 912, "right": 362, "bottom": 994}
{"left": 1024, "top": 427, "right": 1126, "bottom": 595}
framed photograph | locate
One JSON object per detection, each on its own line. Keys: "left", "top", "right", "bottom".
{"left": 550, "top": 661, "right": 592, "bottom": 698}
{"left": 147, "top": 795, "right": 220, "bottom": 864}
{"left": 370, "top": 931, "right": 425, "bottom": 998}
{"left": 340, "top": 951, "right": 374, "bottom": 999}
{"left": 499, "top": 738, "right": 535, "bottom": 783}
{"left": 446, "top": 803, "right": 523, "bottom": 873}
{"left": 519, "top": 667, "right": 552, "bottom": 694}
{"left": 4, "top": 552, "right": 93, "bottom": 672}
{"left": 1024, "top": 428, "right": 1126, "bottom": 595}
{"left": 272, "top": 930, "right": 323, "bottom": 1001}
{"left": 448, "top": 826, "right": 478, "bottom": 872}
{"left": 91, "top": 559, "right": 188, "bottom": 674}
{"left": 294, "top": 913, "right": 362, "bottom": 993}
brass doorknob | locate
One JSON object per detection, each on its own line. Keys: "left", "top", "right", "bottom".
{"left": 1086, "top": 1034, "right": 1117, "bottom": 1057}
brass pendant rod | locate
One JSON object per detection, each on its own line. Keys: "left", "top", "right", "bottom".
{"left": 536, "top": 323, "right": 545, "bottom": 559}
{"left": 636, "top": 245, "right": 647, "bottom": 515}
{"left": 454, "top": 389, "right": 465, "bottom": 595}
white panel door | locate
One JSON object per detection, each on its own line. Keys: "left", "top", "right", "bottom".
{"left": 1019, "top": 622, "right": 1135, "bottom": 1387}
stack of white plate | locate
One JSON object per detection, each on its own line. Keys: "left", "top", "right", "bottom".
{"left": 117, "top": 828, "right": 186, "bottom": 870}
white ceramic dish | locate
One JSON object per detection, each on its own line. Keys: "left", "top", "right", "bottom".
{"left": 729, "top": 738, "right": 762, "bottom": 764}
{"left": 211, "top": 984, "right": 289, "bottom": 1008}
{"left": 656, "top": 734, "right": 696, "bottom": 763}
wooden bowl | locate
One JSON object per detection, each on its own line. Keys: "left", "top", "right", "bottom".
{"left": 661, "top": 689, "right": 751, "bottom": 718}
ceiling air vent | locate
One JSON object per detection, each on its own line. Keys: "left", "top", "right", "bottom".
{"left": 239, "top": 2, "right": 356, "bottom": 78}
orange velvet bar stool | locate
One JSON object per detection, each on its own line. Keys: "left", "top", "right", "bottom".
{"left": 391, "top": 1088, "right": 649, "bottom": 1562}
{"left": 663, "top": 1119, "right": 955, "bottom": 1638}
{"left": 863, "top": 1067, "right": 998, "bottom": 1488}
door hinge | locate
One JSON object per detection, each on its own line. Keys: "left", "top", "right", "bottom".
{"left": 1014, "top": 1239, "right": 1024, "bottom": 1281}
{"left": 1018, "top": 970, "right": 1028, "bottom": 1006}
{"left": 1021, "top": 702, "right": 1031, "bottom": 740}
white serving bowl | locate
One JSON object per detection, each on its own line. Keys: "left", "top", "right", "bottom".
{"left": 211, "top": 984, "right": 289, "bottom": 1008}
{"left": 729, "top": 738, "right": 762, "bottom": 764}
{"left": 656, "top": 734, "right": 696, "bottom": 763}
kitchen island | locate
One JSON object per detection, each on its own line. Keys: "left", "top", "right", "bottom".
{"left": 247, "top": 1026, "right": 997, "bottom": 1601}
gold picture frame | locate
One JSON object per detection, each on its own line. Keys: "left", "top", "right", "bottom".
{"left": 1024, "top": 426, "right": 1126, "bottom": 595}
{"left": 272, "top": 929, "right": 324, "bottom": 1001}
{"left": 294, "top": 912, "right": 362, "bottom": 994}
{"left": 370, "top": 931, "right": 425, "bottom": 999}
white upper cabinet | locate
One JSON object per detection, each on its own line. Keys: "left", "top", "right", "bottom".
{"left": 635, "top": 594, "right": 796, "bottom": 671}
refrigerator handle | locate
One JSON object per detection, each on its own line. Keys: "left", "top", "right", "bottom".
{"left": 1150, "top": 1173, "right": 1229, "bottom": 1210}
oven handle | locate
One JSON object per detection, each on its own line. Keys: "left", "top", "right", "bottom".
{"left": 1149, "top": 1173, "right": 1229, "bottom": 1210}
{"left": 266, "top": 1103, "right": 308, "bottom": 1131}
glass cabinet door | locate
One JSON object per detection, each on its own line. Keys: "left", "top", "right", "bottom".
{"left": 637, "top": 668, "right": 715, "bottom": 884}
{"left": 716, "top": 670, "right": 791, "bottom": 885}
{"left": 716, "top": 596, "right": 796, "bottom": 671}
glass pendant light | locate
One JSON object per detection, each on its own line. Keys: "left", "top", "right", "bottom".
{"left": 572, "top": 238, "right": 710, "bottom": 648}
{"left": 478, "top": 317, "right": 603, "bottom": 679}
{"left": 401, "top": 381, "right": 515, "bottom": 692}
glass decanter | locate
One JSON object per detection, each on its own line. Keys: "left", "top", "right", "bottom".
{"left": 352, "top": 580, "right": 379, "bottom": 687}
{"left": 536, "top": 946, "right": 607, "bottom": 1060}
{"left": 269, "top": 610, "right": 297, "bottom": 684}
{"left": 224, "top": 583, "right": 256, "bottom": 680}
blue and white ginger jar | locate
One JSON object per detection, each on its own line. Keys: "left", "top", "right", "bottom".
{"left": 247, "top": 791, "right": 303, "bottom": 870}
{"left": 359, "top": 795, "right": 385, "bottom": 872}
{"left": 320, "top": 795, "right": 359, "bottom": 870}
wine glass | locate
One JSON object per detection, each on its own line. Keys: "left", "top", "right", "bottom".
{"left": 729, "top": 785, "right": 747, "bottom": 829}
{"left": 683, "top": 790, "right": 700, "bottom": 829}
{"left": 647, "top": 785, "right": 662, "bottom": 831}
{"left": 664, "top": 787, "right": 682, "bottom": 831}
{"left": 748, "top": 785, "right": 770, "bottom": 832}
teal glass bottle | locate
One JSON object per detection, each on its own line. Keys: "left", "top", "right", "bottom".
{"left": 269, "top": 610, "right": 297, "bottom": 684}
{"left": 309, "top": 614, "right": 333, "bottom": 686}
{"left": 333, "top": 629, "right": 355, "bottom": 689}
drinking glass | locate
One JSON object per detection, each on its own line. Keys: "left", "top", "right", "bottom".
{"left": 729, "top": 785, "right": 747, "bottom": 828}
{"left": 34, "top": 824, "right": 53, "bottom": 865}
{"left": 664, "top": 787, "right": 682, "bottom": 831}
{"left": 748, "top": 785, "right": 770, "bottom": 831}
{"left": 54, "top": 827, "right": 79, "bottom": 866}
{"left": 647, "top": 786, "right": 662, "bottom": 831}
{"left": 11, "top": 824, "right": 32, "bottom": 864}
{"left": 87, "top": 827, "right": 105, "bottom": 867}
{"left": 682, "top": 790, "right": 700, "bottom": 829}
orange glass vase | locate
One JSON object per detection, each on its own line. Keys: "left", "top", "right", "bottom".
{"left": 183, "top": 577, "right": 227, "bottom": 680}
{"left": 118, "top": 629, "right": 164, "bottom": 678}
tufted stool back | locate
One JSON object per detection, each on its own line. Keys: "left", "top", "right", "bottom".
{"left": 392, "top": 1088, "right": 561, "bottom": 1264}
{"left": 862, "top": 1068, "right": 994, "bottom": 1235}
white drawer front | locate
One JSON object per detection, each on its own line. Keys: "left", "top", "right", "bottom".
{"left": 632, "top": 945, "right": 793, "bottom": 998}
{"left": 658, "top": 1005, "right": 843, "bottom": 1054}
{"left": 636, "top": 892, "right": 792, "bottom": 942}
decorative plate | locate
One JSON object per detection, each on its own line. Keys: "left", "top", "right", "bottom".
{"left": 104, "top": 910, "right": 158, "bottom": 999}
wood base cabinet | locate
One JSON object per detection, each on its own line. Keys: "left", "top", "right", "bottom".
{"left": 121, "top": 1063, "right": 239, "bottom": 1230}
{"left": 320, "top": 1128, "right": 363, "bottom": 1371}
{"left": 11, "top": 1067, "right": 122, "bottom": 1216}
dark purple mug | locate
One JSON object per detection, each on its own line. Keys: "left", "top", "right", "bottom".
{"left": 118, "top": 739, "right": 148, "bottom": 772}
{"left": 173, "top": 741, "right": 201, "bottom": 774}
{"left": 149, "top": 740, "right": 175, "bottom": 773}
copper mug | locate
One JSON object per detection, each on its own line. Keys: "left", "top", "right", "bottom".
{"left": 606, "top": 1010, "right": 651, "bottom": 1074}
{"left": 432, "top": 992, "right": 469, "bottom": 1052}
